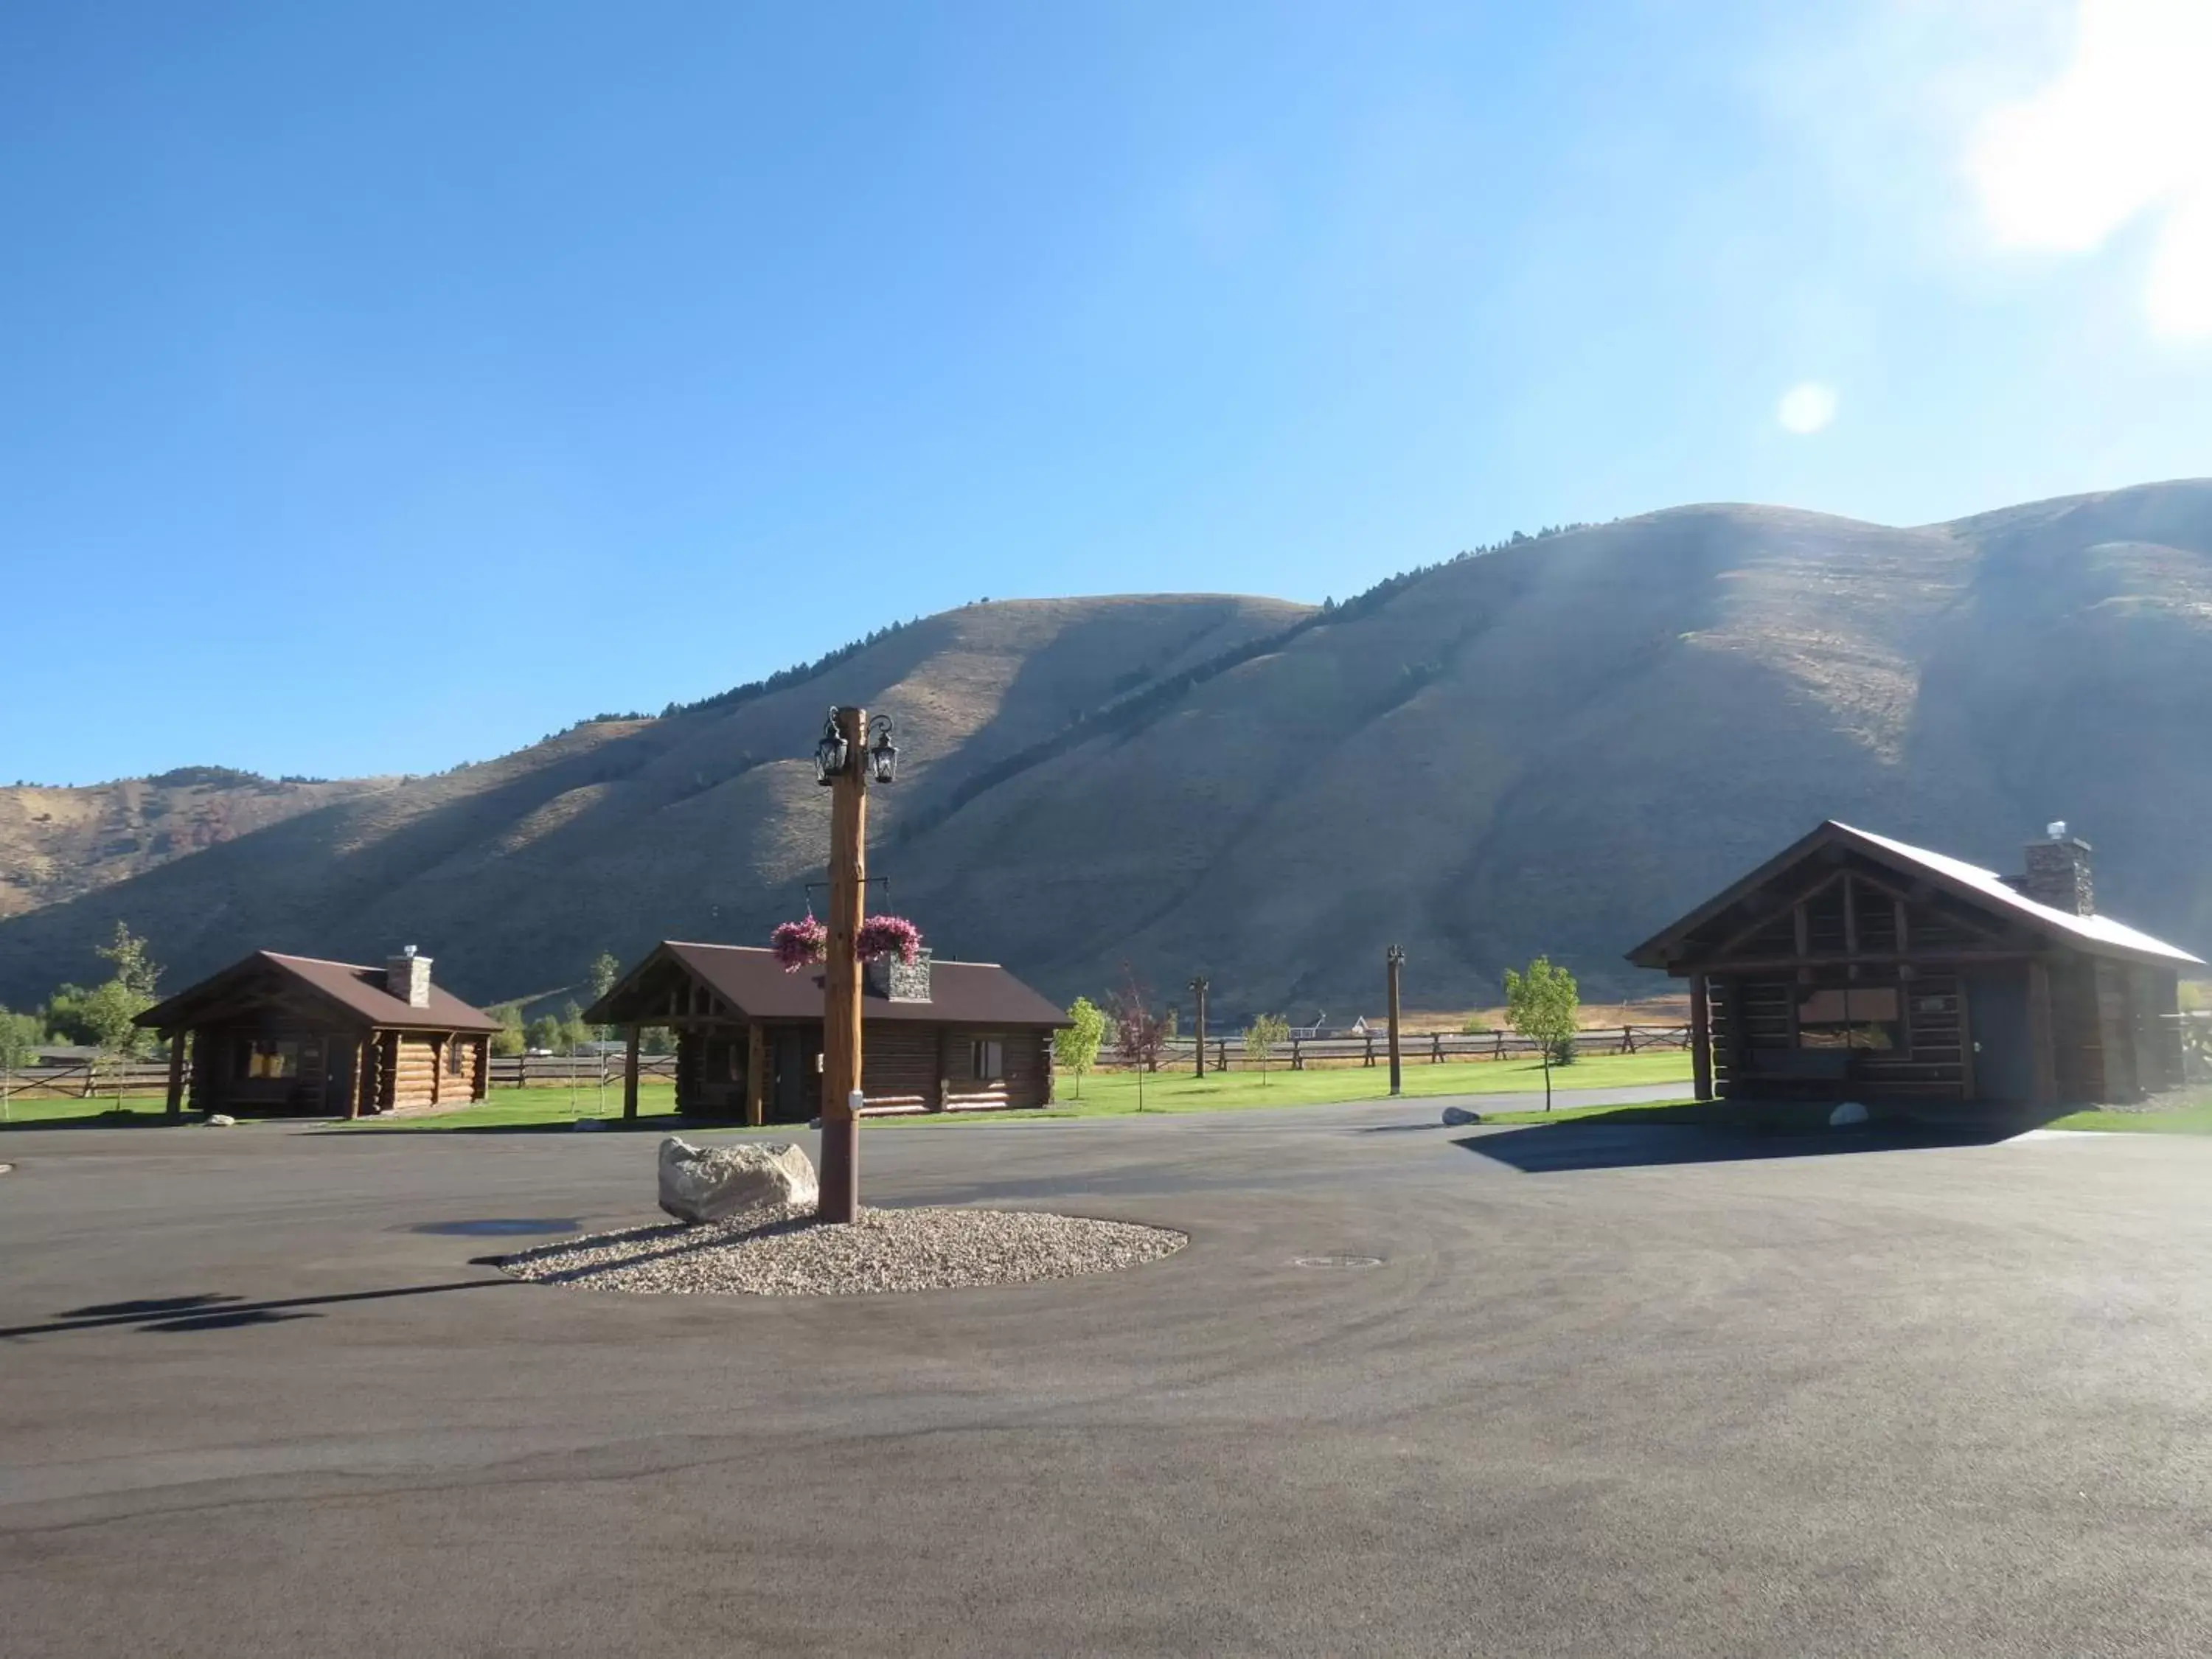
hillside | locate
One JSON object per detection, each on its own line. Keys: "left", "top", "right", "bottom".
{"left": 0, "top": 769, "right": 392, "bottom": 921}
{"left": 2, "top": 481, "right": 2208, "bottom": 1018}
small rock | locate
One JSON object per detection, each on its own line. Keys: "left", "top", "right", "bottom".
{"left": 1829, "top": 1101, "right": 1869, "bottom": 1128}
{"left": 573, "top": 1117, "right": 606, "bottom": 1132}
{"left": 205, "top": 1113, "right": 237, "bottom": 1127}
{"left": 658, "top": 1136, "right": 818, "bottom": 1224}
{"left": 1441, "top": 1105, "right": 1482, "bottom": 1126}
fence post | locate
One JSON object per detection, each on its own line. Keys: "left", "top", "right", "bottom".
{"left": 1291, "top": 1037, "right": 1302, "bottom": 1071}
{"left": 1217, "top": 1038, "right": 1227, "bottom": 1072}
{"left": 1364, "top": 1033, "right": 1374, "bottom": 1068}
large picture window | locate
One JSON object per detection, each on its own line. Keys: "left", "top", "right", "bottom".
{"left": 236, "top": 1037, "right": 307, "bottom": 1079}
{"left": 970, "top": 1038, "right": 1005, "bottom": 1082}
{"left": 1795, "top": 986, "right": 1904, "bottom": 1051}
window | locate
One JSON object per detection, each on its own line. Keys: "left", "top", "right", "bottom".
{"left": 446, "top": 1039, "right": 470, "bottom": 1077}
{"left": 970, "top": 1038, "right": 1005, "bottom": 1082}
{"left": 237, "top": 1037, "right": 305, "bottom": 1079}
{"left": 1795, "top": 986, "right": 1904, "bottom": 1051}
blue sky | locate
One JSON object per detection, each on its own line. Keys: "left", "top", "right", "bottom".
{"left": 4, "top": 1, "right": 2208, "bottom": 784}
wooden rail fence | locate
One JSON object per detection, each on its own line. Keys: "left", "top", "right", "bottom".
{"left": 0, "top": 1050, "right": 682, "bottom": 1104}
{"left": 1099, "top": 1024, "right": 1691, "bottom": 1073}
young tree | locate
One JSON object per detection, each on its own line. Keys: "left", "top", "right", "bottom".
{"left": 559, "top": 999, "right": 592, "bottom": 1053}
{"left": 79, "top": 923, "right": 161, "bottom": 1108}
{"left": 486, "top": 1001, "right": 527, "bottom": 1058}
{"left": 1504, "top": 955, "right": 1580, "bottom": 1113}
{"left": 94, "top": 922, "right": 161, "bottom": 1000}
{"left": 1243, "top": 1012, "right": 1290, "bottom": 1087}
{"left": 588, "top": 951, "right": 623, "bottom": 1040}
{"left": 1054, "top": 997, "right": 1107, "bottom": 1099}
{"left": 1109, "top": 970, "right": 1167, "bottom": 1111}
{"left": 78, "top": 979, "right": 152, "bottom": 1108}
{"left": 0, "top": 1005, "right": 43, "bottom": 1122}
{"left": 590, "top": 952, "right": 623, "bottom": 1001}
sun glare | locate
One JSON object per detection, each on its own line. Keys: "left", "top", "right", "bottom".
{"left": 1777, "top": 382, "right": 1838, "bottom": 435}
{"left": 1967, "top": 0, "right": 2212, "bottom": 339}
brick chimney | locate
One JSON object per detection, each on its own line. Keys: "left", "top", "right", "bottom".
{"left": 2016, "top": 821, "right": 2095, "bottom": 916}
{"left": 386, "top": 945, "right": 433, "bottom": 1008}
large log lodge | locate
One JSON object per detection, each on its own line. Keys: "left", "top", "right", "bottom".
{"left": 585, "top": 942, "right": 1069, "bottom": 1122}
{"left": 1628, "top": 821, "right": 2201, "bottom": 1107}
{"left": 134, "top": 948, "right": 501, "bottom": 1117}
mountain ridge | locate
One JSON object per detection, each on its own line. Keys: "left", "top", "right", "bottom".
{"left": 3, "top": 479, "right": 2208, "bottom": 1016}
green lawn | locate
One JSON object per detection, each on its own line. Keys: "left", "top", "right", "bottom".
{"left": 0, "top": 1093, "right": 173, "bottom": 1129}
{"left": 338, "top": 1084, "right": 682, "bottom": 1131}
{"left": 2048, "top": 1097, "right": 2212, "bottom": 1134}
{"left": 0, "top": 1085, "right": 682, "bottom": 1133}
{"left": 2, "top": 1059, "right": 1688, "bottom": 1134}
{"left": 897, "top": 1052, "right": 1694, "bottom": 1124}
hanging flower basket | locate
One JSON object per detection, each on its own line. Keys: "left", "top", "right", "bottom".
{"left": 856, "top": 915, "right": 924, "bottom": 965}
{"left": 769, "top": 914, "right": 925, "bottom": 971}
{"left": 771, "top": 917, "right": 827, "bottom": 972}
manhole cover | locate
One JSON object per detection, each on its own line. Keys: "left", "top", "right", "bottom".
{"left": 411, "top": 1218, "right": 582, "bottom": 1237}
{"left": 1295, "top": 1253, "right": 1385, "bottom": 1270}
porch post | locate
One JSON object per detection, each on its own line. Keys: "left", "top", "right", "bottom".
{"left": 165, "top": 1030, "right": 187, "bottom": 1117}
{"left": 1688, "top": 975, "right": 1714, "bottom": 1102}
{"left": 745, "top": 1023, "right": 766, "bottom": 1127}
{"left": 623, "top": 1024, "right": 641, "bottom": 1122}
{"left": 2027, "top": 959, "right": 2058, "bottom": 1106}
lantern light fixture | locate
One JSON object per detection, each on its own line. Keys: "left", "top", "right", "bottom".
{"left": 867, "top": 714, "right": 900, "bottom": 785}
{"left": 813, "top": 709, "right": 849, "bottom": 787}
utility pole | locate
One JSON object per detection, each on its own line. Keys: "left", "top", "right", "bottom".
{"left": 1189, "top": 976, "right": 1209, "bottom": 1078}
{"left": 1386, "top": 945, "right": 1405, "bottom": 1097}
{"left": 820, "top": 705, "right": 868, "bottom": 1224}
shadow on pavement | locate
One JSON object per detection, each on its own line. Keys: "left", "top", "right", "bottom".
{"left": 1456, "top": 1114, "right": 2023, "bottom": 1174}
{"left": 4, "top": 1278, "right": 511, "bottom": 1340}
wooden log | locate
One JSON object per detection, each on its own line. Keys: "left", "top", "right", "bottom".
{"left": 624, "top": 1025, "right": 641, "bottom": 1121}
{"left": 746, "top": 1023, "right": 767, "bottom": 1126}
{"left": 165, "top": 1031, "right": 186, "bottom": 1116}
{"left": 2027, "top": 960, "right": 2057, "bottom": 1105}
{"left": 1690, "top": 978, "right": 1714, "bottom": 1102}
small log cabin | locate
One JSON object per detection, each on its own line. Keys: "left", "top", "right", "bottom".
{"left": 1627, "top": 821, "right": 2202, "bottom": 1109}
{"left": 585, "top": 942, "right": 1069, "bottom": 1122}
{"left": 134, "top": 948, "right": 502, "bottom": 1118}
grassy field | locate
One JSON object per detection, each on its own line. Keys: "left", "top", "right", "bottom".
{"left": 2048, "top": 1097, "right": 2212, "bottom": 1134}
{"left": 902, "top": 1052, "right": 1694, "bottom": 1124}
{"left": 0, "top": 1085, "right": 683, "bottom": 1133}
{"left": 13, "top": 1063, "right": 2208, "bottom": 1139}
{"left": 0, "top": 1093, "right": 174, "bottom": 1128}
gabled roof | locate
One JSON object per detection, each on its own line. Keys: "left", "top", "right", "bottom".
{"left": 1627, "top": 820, "right": 2203, "bottom": 972}
{"left": 586, "top": 942, "right": 1070, "bottom": 1028}
{"left": 136, "top": 950, "right": 504, "bottom": 1034}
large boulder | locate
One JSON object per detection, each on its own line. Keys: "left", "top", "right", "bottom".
{"left": 657, "top": 1137, "right": 818, "bottom": 1224}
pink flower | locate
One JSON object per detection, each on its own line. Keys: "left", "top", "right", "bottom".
{"left": 856, "top": 915, "right": 924, "bottom": 964}
{"left": 771, "top": 917, "right": 827, "bottom": 972}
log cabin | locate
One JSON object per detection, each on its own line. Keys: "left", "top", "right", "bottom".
{"left": 1627, "top": 821, "right": 2202, "bottom": 1109}
{"left": 134, "top": 948, "right": 501, "bottom": 1118}
{"left": 584, "top": 942, "right": 1068, "bottom": 1122}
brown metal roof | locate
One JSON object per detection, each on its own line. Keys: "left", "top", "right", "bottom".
{"left": 137, "top": 950, "right": 504, "bottom": 1034}
{"left": 1626, "top": 820, "right": 2204, "bottom": 972}
{"left": 587, "top": 942, "right": 1070, "bottom": 1028}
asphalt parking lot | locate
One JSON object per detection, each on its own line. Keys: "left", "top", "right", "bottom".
{"left": 4, "top": 1099, "right": 2210, "bottom": 1657}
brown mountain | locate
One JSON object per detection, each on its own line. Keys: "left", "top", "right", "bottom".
{"left": 0, "top": 769, "right": 390, "bottom": 922}
{"left": 3, "top": 481, "right": 2208, "bottom": 1018}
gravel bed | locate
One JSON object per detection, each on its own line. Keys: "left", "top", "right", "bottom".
{"left": 497, "top": 1204, "right": 1187, "bottom": 1297}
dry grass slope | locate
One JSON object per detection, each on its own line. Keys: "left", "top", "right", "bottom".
{"left": 1, "top": 481, "right": 2207, "bottom": 1017}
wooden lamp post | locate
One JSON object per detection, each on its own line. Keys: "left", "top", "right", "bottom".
{"left": 812, "top": 704, "right": 899, "bottom": 1225}
{"left": 1189, "top": 976, "right": 1209, "bottom": 1079}
{"left": 1385, "top": 945, "right": 1405, "bottom": 1097}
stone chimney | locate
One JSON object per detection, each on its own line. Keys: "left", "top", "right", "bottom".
{"left": 386, "top": 945, "right": 433, "bottom": 1008}
{"left": 2017, "top": 821, "right": 2095, "bottom": 916}
{"left": 866, "top": 949, "right": 933, "bottom": 1004}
